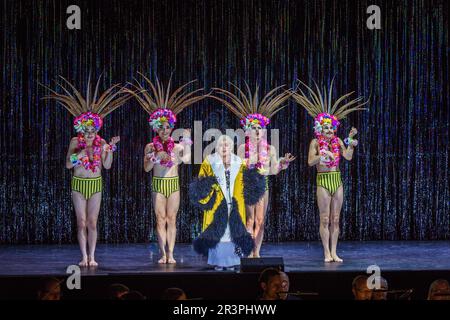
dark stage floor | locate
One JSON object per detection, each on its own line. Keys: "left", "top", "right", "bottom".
{"left": 1, "top": 241, "right": 449, "bottom": 299}
{"left": 1, "top": 241, "right": 449, "bottom": 276}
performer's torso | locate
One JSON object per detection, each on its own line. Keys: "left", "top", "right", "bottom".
{"left": 152, "top": 143, "right": 183, "bottom": 177}
{"left": 152, "top": 163, "right": 179, "bottom": 177}
{"left": 73, "top": 147, "right": 103, "bottom": 178}
{"left": 314, "top": 142, "right": 340, "bottom": 172}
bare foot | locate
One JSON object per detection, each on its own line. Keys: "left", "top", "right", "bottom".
{"left": 331, "top": 254, "right": 343, "bottom": 262}
{"left": 88, "top": 257, "right": 98, "bottom": 267}
{"left": 158, "top": 256, "right": 167, "bottom": 264}
{"left": 253, "top": 253, "right": 261, "bottom": 258}
{"left": 79, "top": 257, "right": 88, "bottom": 267}
{"left": 324, "top": 252, "right": 333, "bottom": 263}
{"left": 167, "top": 255, "right": 177, "bottom": 264}
{"left": 248, "top": 252, "right": 254, "bottom": 258}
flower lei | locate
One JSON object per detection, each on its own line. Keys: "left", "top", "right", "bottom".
{"left": 151, "top": 136, "right": 175, "bottom": 167}
{"left": 71, "top": 134, "right": 103, "bottom": 172}
{"left": 148, "top": 108, "right": 177, "bottom": 131}
{"left": 314, "top": 113, "right": 341, "bottom": 168}
{"left": 244, "top": 137, "right": 270, "bottom": 173}
{"left": 240, "top": 113, "right": 270, "bottom": 130}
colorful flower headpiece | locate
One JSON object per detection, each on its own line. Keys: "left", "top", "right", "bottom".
{"left": 148, "top": 108, "right": 177, "bottom": 131}
{"left": 313, "top": 113, "right": 340, "bottom": 136}
{"left": 73, "top": 112, "right": 103, "bottom": 133}
{"left": 240, "top": 113, "right": 270, "bottom": 130}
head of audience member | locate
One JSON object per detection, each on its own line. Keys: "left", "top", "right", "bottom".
{"left": 427, "top": 279, "right": 450, "bottom": 300}
{"left": 108, "top": 283, "right": 130, "bottom": 300}
{"left": 259, "top": 268, "right": 283, "bottom": 300}
{"left": 121, "top": 290, "right": 146, "bottom": 300}
{"left": 277, "top": 271, "right": 290, "bottom": 300}
{"left": 37, "top": 277, "right": 62, "bottom": 301}
{"left": 371, "top": 276, "right": 389, "bottom": 300}
{"left": 352, "top": 275, "right": 372, "bottom": 300}
{"left": 161, "top": 288, "right": 188, "bottom": 300}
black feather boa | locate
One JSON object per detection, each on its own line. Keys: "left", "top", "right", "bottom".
{"left": 193, "top": 198, "right": 254, "bottom": 257}
{"left": 188, "top": 176, "right": 218, "bottom": 211}
{"left": 243, "top": 168, "right": 267, "bottom": 206}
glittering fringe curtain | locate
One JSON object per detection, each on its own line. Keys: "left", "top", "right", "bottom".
{"left": 0, "top": 0, "right": 448, "bottom": 244}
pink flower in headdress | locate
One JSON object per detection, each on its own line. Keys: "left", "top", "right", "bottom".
{"left": 313, "top": 113, "right": 340, "bottom": 136}
{"left": 240, "top": 113, "right": 270, "bottom": 130}
{"left": 148, "top": 108, "right": 177, "bottom": 131}
{"left": 73, "top": 112, "right": 103, "bottom": 133}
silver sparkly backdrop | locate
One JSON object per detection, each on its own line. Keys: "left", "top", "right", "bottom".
{"left": 0, "top": 0, "right": 448, "bottom": 244}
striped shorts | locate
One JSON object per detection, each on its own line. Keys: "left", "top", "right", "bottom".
{"left": 316, "top": 171, "right": 342, "bottom": 196}
{"left": 71, "top": 176, "right": 103, "bottom": 200}
{"left": 152, "top": 176, "right": 180, "bottom": 198}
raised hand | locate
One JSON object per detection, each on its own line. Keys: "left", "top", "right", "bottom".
{"left": 349, "top": 127, "right": 358, "bottom": 138}
{"left": 109, "top": 136, "right": 120, "bottom": 146}
{"left": 283, "top": 153, "right": 296, "bottom": 163}
{"left": 280, "top": 153, "right": 296, "bottom": 170}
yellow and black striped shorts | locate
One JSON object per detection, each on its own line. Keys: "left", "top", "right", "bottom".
{"left": 316, "top": 171, "right": 342, "bottom": 196}
{"left": 71, "top": 176, "right": 103, "bottom": 200}
{"left": 152, "top": 176, "right": 180, "bottom": 198}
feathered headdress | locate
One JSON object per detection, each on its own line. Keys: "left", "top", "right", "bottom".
{"left": 291, "top": 78, "right": 369, "bottom": 134}
{"left": 125, "top": 72, "right": 207, "bottom": 131}
{"left": 209, "top": 82, "right": 292, "bottom": 130}
{"left": 41, "top": 75, "right": 130, "bottom": 133}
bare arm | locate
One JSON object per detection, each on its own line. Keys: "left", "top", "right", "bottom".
{"left": 340, "top": 138, "right": 355, "bottom": 161}
{"left": 340, "top": 128, "right": 358, "bottom": 161}
{"left": 177, "top": 129, "right": 192, "bottom": 164}
{"left": 102, "top": 140, "right": 113, "bottom": 169}
{"left": 308, "top": 139, "right": 321, "bottom": 167}
{"left": 269, "top": 146, "right": 281, "bottom": 174}
{"left": 176, "top": 143, "right": 191, "bottom": 164}
{"left": 65, "top": 137, "right": 79, "bottom": 169}
{"left": 144, "top": 143, "right": 155, "bottom": 172}
{"left": 102, "top": 136, "right": 120, "bottom": 170}
{"left": 269, "top": 146, "right": 296, "bottom": 175}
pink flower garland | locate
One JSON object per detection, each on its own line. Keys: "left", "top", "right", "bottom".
{"left": 152, "top": 136, "right": 175, "bottom": 167}
{"left": 317, "top": 135, "right": 341, "bottom": 168}
{"left": 244, "top": 137, "right": 270, "bottom": 170}
{"left": 314, "top": 113, "right": 341, "bottom": 168}
{"left": 76, "top": 134, "right": 103, "bottom": 172}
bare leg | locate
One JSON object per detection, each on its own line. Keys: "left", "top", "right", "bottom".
{"left": 317, "top": 187, "right": 333, "bottom": 262}
{"left": 245, "top": 204, "right": 256, "bottom": 257}
{"left": 152, "top": 192, "right": 168, "bottom": 264}
{"left": 253, "top": 191, "right": 269, "bottom": 258}
{"left": 166, "top": 190, "right": 180, "bottom": 264}
{"left": 86, "top": 192, "right": 102, "bottom": 267}
{"left": 330, "top": 185, "right": 344, "bottom": 262}
{"left": 72, "top": 191, "right": 88, "bottom": 267}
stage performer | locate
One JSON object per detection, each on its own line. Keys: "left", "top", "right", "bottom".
{"left": 126, "top": 73, "right": 206, "bottom": 264}
{"left": 43, "top": 75, "right": 130, "bottom": 267}
{"left": 189, "top": 135, "right": 268, "bottom": 270}
{"left": 209, "top": 83, "right": 296, "bottom": 258}
{"left": 291, "top": 79, "right": 368, "bottom": 262}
